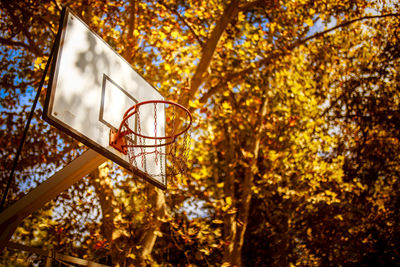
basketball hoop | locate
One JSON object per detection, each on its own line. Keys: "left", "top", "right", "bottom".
{"left": 110, "top": 100, "right": 192, "bottom": 179}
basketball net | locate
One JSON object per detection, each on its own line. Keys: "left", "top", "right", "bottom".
{"left": 117, "top": 100, "right": 192, "bottom": 180}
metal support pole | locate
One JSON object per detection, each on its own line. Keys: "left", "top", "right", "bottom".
{"left": 0, "top": 149, "right": 106, "bottom": 252}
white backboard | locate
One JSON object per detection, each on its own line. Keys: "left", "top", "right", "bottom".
{"left": 44, "top": 8, "right": 166, "bottom": 189}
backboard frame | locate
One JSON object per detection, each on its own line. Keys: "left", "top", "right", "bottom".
{"left": 43, "top": 7, "right": 167, "bottom": 190}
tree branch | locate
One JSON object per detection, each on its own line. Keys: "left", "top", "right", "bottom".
{"left": 157, "top": 0, "right": 203, "bottom": 46}
{"left": 122, "top": 0, "right": 137, "bottom": 61}
{"left": 134, "top": 187, "right": 167, "bottom": 265}
{"left": 1, "top": 1, "right": 43, "bottom": 56}
{"left": 301, "top": 13, "right": 400, "bottom": 45}
{"left": 255, "top": 13, "right": 400, "bottom": 71}
{"left": 239, "top": 0, "right": 268, "bottom": 12}
{"left": 181, "top": 0, "right": 241, "bottom": 106}
{"left": 0, "top": 37, "right": 31, "bottom": 51}
{"left": 197, "top": 13, "right": 400, "bottom": 106}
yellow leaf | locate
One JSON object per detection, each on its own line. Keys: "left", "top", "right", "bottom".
{"left": 245, "top": 99, "right": 253, "bottom": 106}
{"left": 307, "top": 228, "right": 312, "bottom": 237}
{"left": 159, "top": 31, "right": 166, "bottom": 39}
{"left": 270, "top": 23, "right": 276, "bottom": 33}
{"left": 335, "top": 214, "right": 343, "bottom": 221}
{"left": 171, "top": 30, "right": 179, "bottom": 38}
{"left": 225, "top": 196, "right": 232, "bottom": 206}
{"left": 38, "top": 223, "right": 48, "bottom": 229}
{"left": 305, "top": 18, "right": 314, "bottom": 27}
{"left": 34, "top": 56, "right": 44, "bottom": 71}
{"left": 222, "top": 101, "right": 231, "bottom": 111}
{"left": 189, "top": 99, "right": 203, "bottom": 109}
{"left": 227, "top": 208, "right": 237, "bottom": 214}
{"left": 200, "top": 28, "right": 207, "bottom": 36}
{"left": 243, "top": 41, "right": 251, "bottom": 48}
{"left": 127, "top": 253, "right": 136, "bottom": 259}
{"left": 251, "top": 186, "right": 260, "bottom": 194}
{"left": 154, "top": 230, "right": 163, "bottom": 237}
{"left": 237, "top": 12, "right": 245, "bottom": 22}
{"left": 212, "top": 219, "right": 224, "bottom": 224}
{"left": 222, "top": 196, "right": 232, "bottom": 212}
{"left": 225, "top": 41, "right": 233, "bottom": 50}
{"left": 200, "top": 248, "right": 210, "bottom": 255}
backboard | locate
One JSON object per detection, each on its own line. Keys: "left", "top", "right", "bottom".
{"left": 43, "top": 8, "right": 166, "bottom": 189}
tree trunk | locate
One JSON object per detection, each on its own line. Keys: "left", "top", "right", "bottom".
{"left": 89, "top": 163, "right": 124, "bottom": 265}
{"left": 221, "top": 121, "right": 255, "bottom": 266}
{"left": 91, "top": 164, "right": 167, "bottom": 266}
{"left": 223, "top": 98, "right": 268, "bottom": 266}
{"left": 223, "top": 124, "right": 238, "bottom": 265}
{"left": 179, "top": 0, "right": 240, "bottom": 107}
{"left": 223, "top": 169, "right": 254, "bottom": 267}
{"left": 132, "top": 187, "right": 167, "bottom": 266}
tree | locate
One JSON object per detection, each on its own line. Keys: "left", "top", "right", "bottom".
{"left": 1, "top": 0, "right": 399, "bottom": 266}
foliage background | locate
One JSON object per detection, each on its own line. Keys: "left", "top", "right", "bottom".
{"left": 0, "top": 0, "right": 399, "bottom": 266}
